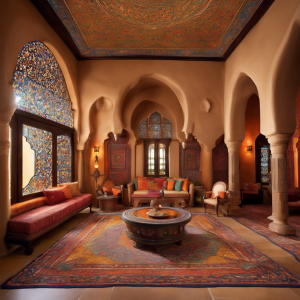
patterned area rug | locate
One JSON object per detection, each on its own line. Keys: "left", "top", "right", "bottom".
{"left": 3, "top": 213, "right": 300, "bottom": 288}
{"left": 232, "top": 205, "right": 300, "bottom": 262}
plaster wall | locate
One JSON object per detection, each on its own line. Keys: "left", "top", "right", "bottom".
{"left": 225, "top": 0, "right": 300, "bottom": 142}
{"left": 0, "top": 0, "right": 79, "bottom": 256}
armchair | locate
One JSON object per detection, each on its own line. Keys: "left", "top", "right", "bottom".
{"left": 204, "top": 181, "right": 229, "bottom": 217}
{"left": 101, "top": 178, "right": 124, "bottom": 203}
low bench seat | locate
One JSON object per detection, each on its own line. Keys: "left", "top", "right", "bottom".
{"left": 6, "top": 194, "right": 92, "bottom": 255}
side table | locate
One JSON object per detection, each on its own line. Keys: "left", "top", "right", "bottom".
{"left": 97, "top": 195, "right": 118, "bottom": 212}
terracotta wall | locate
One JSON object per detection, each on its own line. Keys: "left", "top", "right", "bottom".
{"left": 239, "top": 94, "right": 260, "bottom": 188}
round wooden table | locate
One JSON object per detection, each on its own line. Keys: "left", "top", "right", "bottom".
{"left": 122, "top": 207, "right": 191, "bottom": 247}
{"left": 97, "top": 195, "right": 118, "bottom": 212}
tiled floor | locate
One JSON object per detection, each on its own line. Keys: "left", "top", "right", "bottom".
{"left": 1, "top": 206, "right": 300, "bottom": 300}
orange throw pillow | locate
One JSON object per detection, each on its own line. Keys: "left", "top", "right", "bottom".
{"left": 61, "top": 185, "right": 73, "bottom": 199}
{"left": 112, "top": 188, "right": 119, "bottom": 196}
{"left": 138, "top": 180, "right": 149, "bottom": 190}
{"left": 167, "top": 180, "right": 175, "bottom": 191}
{"left": 178, "top": 178, "right": 189, "bottom": 191}
{"left": 137, "top": 176, "right": 147, "bottom": 181}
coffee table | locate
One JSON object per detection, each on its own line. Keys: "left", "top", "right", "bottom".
{"left": 122, "top": 207, "right": 191, "bottom": 247}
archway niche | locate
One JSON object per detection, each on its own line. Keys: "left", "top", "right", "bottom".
{"left": 212, "top": 135, "right": 228, "bottom": 185}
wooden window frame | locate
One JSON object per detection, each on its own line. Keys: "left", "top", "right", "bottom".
{"left": 10, "top": 109, "right": 74, "bottom": 204}
{"left": 143, "top": 139, "right": 171, "bottom": 178}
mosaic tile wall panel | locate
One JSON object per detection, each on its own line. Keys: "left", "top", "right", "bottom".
{"left": 22, "top": 125, "right": 52, "bottom": 195}
{"left": 107, "top": 131, "right": 131, "bottom": 184}
{"left": 138, "top": 112, "right": 172, "bottom": 139}
{"left": 212, "top": 135, "right": 228, "bottom": 185}
{"left": 139, "top": 118, "right": 148, "bottom": 138}
{"left": 13, "top": 41, "right": 73, "bottom": 127}
{"left": 261, "top": 146, "right": 270, "bottom": 183}
{"left": 57, "top": 135, "right": 72, "bottom": 184}
{"left": 46, "top": 0, "right": 268, "bottom": 58}
{"left": 179, "top": 134, "right": 201, "bottom": 182}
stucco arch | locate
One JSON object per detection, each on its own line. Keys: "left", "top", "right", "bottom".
{"left": 116, "top": 74, "right": 189, "bottom": 137}
{"left": 226, "top": 73, "right": 259, "bottom": 142}
{"left": 121, "top": 77, "right": 186, "bottom": 143}
{"left": 264, "top": 20, "right": 300, "bottom": 137}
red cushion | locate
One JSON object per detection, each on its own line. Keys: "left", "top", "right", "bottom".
{"left": 154, "top": 178, "right": 166, "bottom": 189}
{"left": 131, "top": 193, "right": 161, "bottom": 198}
{"left": 8, "top": 194, "right": 92, "bottom": 235}
{"left": 43, "top": 189, "right": 67, "bottom": 205}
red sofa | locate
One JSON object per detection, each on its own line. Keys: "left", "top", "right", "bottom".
{"left": 5, "top": 194, "right": 92, "bottom": 255}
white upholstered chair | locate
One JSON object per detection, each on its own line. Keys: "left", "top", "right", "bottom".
{"left": 204, "top": 181, "right": 229, "bottom": 217}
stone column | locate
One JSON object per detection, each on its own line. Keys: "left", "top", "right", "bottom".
{"left": 0, "top": 122, "right": 11, "bottom": 257}
{"left": 226, "top": 140, "right": 242, "bottom": 212}
{"left": 267, "top": 134, "right": 296, "bottom": 235}
{"left": 77, "top": 143, "right": 85, "bottom": 193}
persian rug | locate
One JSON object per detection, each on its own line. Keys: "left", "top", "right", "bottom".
{"left": 2, "top": 213, "right": 300, "bottom": 289}
{"left": 231, "top": 205, "right": 300, "bottom": 262}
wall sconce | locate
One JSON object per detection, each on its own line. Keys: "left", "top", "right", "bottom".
{"left": 182, "top": 142, "right": 186, "bottom": 149}
{"left": 247, "top": 145, "right": 252, "bottom": 151}
{"left": 94, "top": 146, "right": 99, "bottom": 168}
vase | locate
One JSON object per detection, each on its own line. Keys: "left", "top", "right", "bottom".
{"left": 104, "top": 191, "right": 107, "bottom": 197}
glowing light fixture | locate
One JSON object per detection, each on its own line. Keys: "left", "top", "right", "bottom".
{"left": 247, "top": 145, "right": 252, "bottom": 151}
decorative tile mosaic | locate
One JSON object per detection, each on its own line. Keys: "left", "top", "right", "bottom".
{"left": 45, "top": 0, "right": 269, "bottom": 58}
{"left": 111, "top": 148, "right": 126, "bottom": 169}
{"left": 179, "top": 134, "right": 201, "bottom": 182}
{"left": 12, "top": 41, "right": 73, "bottom": 128}
{"left": 139, "top": 112, "right": 172, "bottom": 139}
{"left": 57, "top": 135, "right": 72, "bottom": 184}
{"left": 107, "top": 131, "right": 131, "bottom": 184}
{"left": 261, "top": 146, "right": 270, "bottom": 183}
{"left": 22, "top": 125, "right": 52, "bottom": 195}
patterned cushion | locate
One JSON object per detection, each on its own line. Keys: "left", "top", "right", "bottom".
{"left": 131, "top": 193, "right": 161, "bottom": 198}
{"left": 154, "top": 178, "right": 166, "bottom": 189}
{"left": 8, "top": 194, "right": 92, "bottom": 235}
{"left": 149, "top": 180, "right": 160, "bottom": 191}
{"left": 133, "top": 190, "right": 149, "bottom": 195}
{"left": 244, "top": 183, "right": 250, "bottom": 191}
{"left": 67, "top": 182, "right": 82, "bottom": 197}
{"left": 10, "top": 197, "right": 47, "bottom": 219}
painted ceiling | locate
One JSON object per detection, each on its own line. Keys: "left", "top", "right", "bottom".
{"left": 33, "top": 0, "right": 274, "bottom": 59}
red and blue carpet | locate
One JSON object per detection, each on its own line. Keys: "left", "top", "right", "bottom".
{"left": 231, "top": 205, "right": 300, "bottom": 262}
{"left": 2, "top": 213, "right": 300, "bottom": 288}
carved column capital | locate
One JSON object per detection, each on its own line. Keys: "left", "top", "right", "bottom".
{"left": 266, "top": 133, "right": 292, "bottom": 155}
{"left": 225, "top": 140, "right": 242, "bottom": 153}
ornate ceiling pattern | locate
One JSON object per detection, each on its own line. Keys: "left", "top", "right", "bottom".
{"left": 36, "top": 0, "right": 274, "bottom": 59}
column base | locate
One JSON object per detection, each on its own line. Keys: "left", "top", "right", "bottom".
{"left": 267, "top": 215, "right": 273, "bottom": 221}
{"left": 269, "top": 222, "right": 296, "bottom": 236}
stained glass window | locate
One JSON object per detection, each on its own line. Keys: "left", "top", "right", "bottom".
{"left": 148, "top": 143, "right": 155, "bottom": 175}
{"left": 57, "top": 135, "right": 72, "bottom": 184}
{"left": 261, "top": 146, "right": 270, "bottom": 183}
{"left": 22, "top": 125, "right": 52, "bottom": 195}
{"left": 159, "top": 143, "right": 166, "bottom": 175}
{"left": 139, "top": 112, "right": 172, "bottom": 139}
{"left": 12, "top": 41, "right": 73, "bottom": 128}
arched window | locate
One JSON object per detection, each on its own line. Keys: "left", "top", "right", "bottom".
{"left": 139, "top": 112, "right": 172, "bottom": 177}
{"left": 10, "top": 41, "right": 74, "bottom": 203}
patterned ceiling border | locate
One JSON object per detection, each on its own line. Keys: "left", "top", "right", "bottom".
{"left": 30, "top": 0, "right": 275, "bottom": 60}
